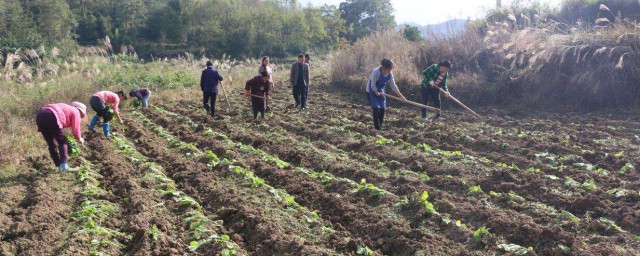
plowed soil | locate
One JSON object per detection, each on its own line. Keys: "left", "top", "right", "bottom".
{"left": 2, "top": 80, "right": 639, "bottom": 255}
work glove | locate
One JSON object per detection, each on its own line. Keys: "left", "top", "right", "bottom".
{"left": 79, "top": 137, "right": 85, "bottom": 145}
{"left": 444, "top": 91, "right": 451, "bottom": 98}
{"left": 245, "top": 91, "right": 251, "bottom": 97}
{"left": 429, "top": 81, "right": 435, "bottom": 86}
{"left": 375, "top": 91, "right": 381, "bottom": 97}
{"left": 266, "top": 94, "right": 271, "bottom": 100}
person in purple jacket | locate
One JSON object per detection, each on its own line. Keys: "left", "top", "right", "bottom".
{"left": 129, "top": 88, "right": 152, "bottom": 108}
{"left": 200, "top": 61, "right": 224, "bottom": 117}
{"left": 36, "top": 102, "right": 87, "bottom": 170}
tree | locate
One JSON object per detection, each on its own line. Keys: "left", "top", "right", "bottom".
{"left": 339, "top": 0, "right": 396, "bottom": 41}
{"left": 0, "top": 0, "right": 43, "bottom": 48}
{"left": 25, "top": 0, "right": 75, "bottom": 43}
{"left": 402, "top": 25, "right": 422, "bottom": 42}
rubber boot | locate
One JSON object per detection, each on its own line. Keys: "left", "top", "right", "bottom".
{"left": 103, "top": 123, "right": 111, "bottom": 137}
{"left": 58, "top": 163, "right": 69, "bottom": 171}
{"left": 89, "top": 115, "right": 99, "bottom": 131}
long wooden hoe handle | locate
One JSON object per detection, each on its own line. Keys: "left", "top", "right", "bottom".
{"left": 220, "top": 81, "right": 232, "bottom": 112}
{"left": 250, "top": 94, "right": 289, "bottom": 104}
{"left": 438, "top": 88, "right": 481, "bottom": 117}
{"left": 383, "top": 93, "right": 441, "bottom": 112}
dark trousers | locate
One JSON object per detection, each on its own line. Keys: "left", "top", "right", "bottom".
{"left": 203, "top": 92, "right": 218, "bottom": 116}
{"left": 372, "top": 108, "right": 385, "bottom": 130}
{"left": 36, "top": 109, "right": 68, "bottom": 166}
{"left": 293, "top": 85, "right": 308, "bottom": 108}
{"left": 421, "top": 87, "right": 441, "bottom": 118}
{"left": 90, "top": 95, "right": 107, "bottom": 121}
{"left": 253, "top": 109, "right": 265, "bottom": 119}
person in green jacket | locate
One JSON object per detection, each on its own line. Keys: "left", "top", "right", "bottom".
{"left": 420, "top": 61, "right": 451, "bottom": 122}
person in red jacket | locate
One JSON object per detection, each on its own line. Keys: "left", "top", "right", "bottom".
{"left": 245, "top": 71, "right": 271, "bottom": 119}
{"left": 36, "top": 102, "right": 87, "bottom": 170}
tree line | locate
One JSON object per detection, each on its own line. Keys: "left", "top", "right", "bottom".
{"left": 0, "top": 0, "right": 399, "bottom": 58}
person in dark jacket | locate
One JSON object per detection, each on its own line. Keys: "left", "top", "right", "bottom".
{"left": 420, "top": 61, "right": 451, "bottom": 122}
{"left": 129, "top": 88, "right": 152, "bottom": 108}
{"left": 200, "top": 61, "right": 224, "bottom": 117}
{"left": 245, "top": 71, "right": 272, "bottom": 119}
{"left": 289, "top": 54, "right": 310, "bottom": 109}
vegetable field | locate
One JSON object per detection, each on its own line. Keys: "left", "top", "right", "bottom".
{"left": 2, "top": 81, "right": 640, "bottom": 255}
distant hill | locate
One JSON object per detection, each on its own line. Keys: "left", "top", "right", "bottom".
{"left": 400, "top": 19, "right": 467, "bottom": 37}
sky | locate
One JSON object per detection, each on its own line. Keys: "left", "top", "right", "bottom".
{"left": 300, "top": 0, "right": 563, "bottom": 26}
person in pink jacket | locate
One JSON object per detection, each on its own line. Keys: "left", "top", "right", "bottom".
{"left": 35, "top": 102, "right": 87, "bottom": 170}
{"left": 88, "top": 90, "right": 127, "bottom": 137}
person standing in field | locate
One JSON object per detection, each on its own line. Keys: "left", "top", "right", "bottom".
{"left": 367, "top": 59, "right": 407, "bottom": 130}
{"left": 88, "top": 90, "right": 126, "bottom": 137}
{"left": 290, "top": 54, "right": 310, "bottom": 110}
{"left": 129, "top": 88, "right": 152, "bottom": 108}
{"left": 201, "top": 60, "right": 224, "bottom": 118}
{"left": 420, "top": 61, "right": 451, "bottom": 122}
{"left": 259, "top": 56, "right": 274, "bottom": 112}
{"left": 36, "top": 102, "right": 87, "bottom": 170}
{"left": 245, "top": 71, "right": 272, "bottom": 119}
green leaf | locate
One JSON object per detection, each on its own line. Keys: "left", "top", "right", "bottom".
{"left": 421, "top": 191, "right": 429, "bottom": 201}
{"left": 473, "top": 226, "right": 489, "bottom": 242}
{"left": 356, "top": 246, "right": 374, "bottom": 255}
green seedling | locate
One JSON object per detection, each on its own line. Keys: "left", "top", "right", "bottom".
{"left": 560, "top": 210, "right": 580, "bottom": 223}
{"left": 375, "top": 136, "right": 394, "bottom": 145}
{"left": 527, "top": 167, "right": 540, "bottom": 174}
{"left": 455, "top": 220, "right": 467, "bottom": 229}
{"left": 205, "top": 150, "right": 221, "bottom": 167}
{"left": 352, "top": 179, "right": 385, "bottom": 197}
{"left": 356, "top": 246, "right": 374, "bottom": 255}
{"left": 620, "top": 163, "right": 635, "bottom": 175}
{"left": 149, "top": 225, "right": 159, "bottom": 241}
{"left": 473, "top": 226, "right": 489, "bottom": 243}
{"left": 599, "top": 218, "right": 623, "bottom": 232}
{"left": 608, "top": 188, "right": 626, "bottom": 198}
{"left": 581, "top": 179, "right": 596, "bottom": 191}
{"left": 505, "top": 191, "right": 525, "bottom": 203}
{"left": 175, "top": 196, "right": 201, "bottom": 208}
{"left": 563, "top": 177, "right": 580, "bottom": 190}
{"left": 511, "top": 163, "right": 520, "bottom": 171}
{"left": 394, "top": 198, "right": 409, "bottom": 208}
{"left": 310, "top": 171, "right": 335, "bottom": 184}
{"left": 479, "top": 157, "right": 492, "bottom": 165}
{"left": 634, "top": 236, "right": 640, "bottom": 242}
{"left": 418, "top": 143, "right": 432, "bottom": 151}
{"left": 498, "top": 243, "right": 533, "bottom": 255}
{"left": 489, "top": 191, "right": 501, "bottom": 197}
{"left": 496, "top": 162, "right": 508, "bottom": 168}
{"left": 420, "top": 191, "right": 437, "bottom": 215}
{"left": 66, "top": 135, "right": 80, "bottom": 157}
{"left": 614, "top": 151, "right": 624, "bottom": 158}
{"left": 468, "top": 185, "right": 483, "bottom": 195}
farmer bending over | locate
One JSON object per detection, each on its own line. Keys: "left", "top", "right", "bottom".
{"left": 89, "top": 90, "right": 126, "bottom": 137}
{"left": 367, "top": 59, "right": 407, "bottom": 130}
{"left": 36, "top": 102, "right": 87, "bottom": 170}
{"left": 129, "top": 88, "right": 152, "bottom": 108}
{"left": 421, "top": 61, "right": 451, "bottom": 122}
{"left": 245, "top": 71, "right": 272, "bottom": 119}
